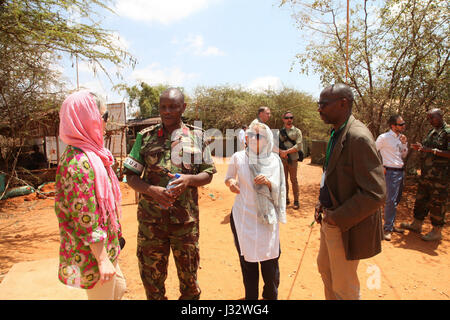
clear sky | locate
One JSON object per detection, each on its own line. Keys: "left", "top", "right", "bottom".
{"left": 60, "top": 0, "right": 322, "bottom": 105}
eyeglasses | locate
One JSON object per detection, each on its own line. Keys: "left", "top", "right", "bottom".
{"left": 247, "top": 132, "right": 267, "bottom": 140}
{"left": 396, "top": 122, "right": 406, "bottom": 126}
{"left": 102, "top": 110, "right": 109, "bottom": 123}
{"left": 317, "top": 97, "right": 343, "bottom": 109}
{"left": 284, "top": 116, "right": 294, "bottom": 120}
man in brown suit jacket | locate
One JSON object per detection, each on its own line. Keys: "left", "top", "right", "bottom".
{"left": 315, "top": 83, "right": 386, "bottom": 300}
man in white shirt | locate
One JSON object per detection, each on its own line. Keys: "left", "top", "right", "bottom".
{"left": 375, "top": 114, "right": 409, "bottom": 241}
{"left": 238, "top": 125, "right": 247, "bottom": 151}
{"left": 250, "top": 106, "right": 271, "bottom": 127}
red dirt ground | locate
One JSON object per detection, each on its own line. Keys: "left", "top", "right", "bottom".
{"left": 0, "top": 157, "right": 448, "bottom": 300}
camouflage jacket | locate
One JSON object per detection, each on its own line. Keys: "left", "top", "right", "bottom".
{"left": 124, "top": 122, "right": 217, "bottom": 224}
{"left": 421, "top": 122, "right": 449, "bottom": 181}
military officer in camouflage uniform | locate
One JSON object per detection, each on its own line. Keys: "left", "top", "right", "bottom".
{"left": 401, "top": 109, "right": 450, "bottom": 242}
{"left": 124, "top": 88, "right": 216, "bottom": 299}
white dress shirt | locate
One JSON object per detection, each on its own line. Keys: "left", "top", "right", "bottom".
{"left": 375, "top": 130, "right": 408, "bottom": 168}
{"left": 225, "top": 151, "right": 280, "bottom": 262}
{"left": 238, "top": 129, "right": 246, "bottom": 145}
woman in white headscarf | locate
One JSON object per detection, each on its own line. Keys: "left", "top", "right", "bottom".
{"left": 225, "top": 122, "right": 286, "bottom": 300}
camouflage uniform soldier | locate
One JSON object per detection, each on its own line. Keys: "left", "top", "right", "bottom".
{"left": 124, "top": 88, "right": 216, "bottom": 299}
{"left": 401, "top": 109, "right": 450, "bottom": 241}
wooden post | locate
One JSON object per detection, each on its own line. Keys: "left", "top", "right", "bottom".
{"left": 55, "top": 133, "right": 60, "bottom": 166}
{"left": 346, "top": 0, "right": 350, "bottom": 83}
{"left": 119, "top": 126, "right": 125, "bottom": 180}
{"left": 76, "top": 55, "right": 79, "bottom": 90}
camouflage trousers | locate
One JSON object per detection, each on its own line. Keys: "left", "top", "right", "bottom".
{"left": 137, "top": 220, "right": 200, "bottom": 300}
{"left": 413, "top": 178, "right": 448, "bottom": 227}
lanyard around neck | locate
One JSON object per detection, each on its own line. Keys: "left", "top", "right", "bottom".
{"left": 324, "top": 120, "right": 348, "bottom": 170}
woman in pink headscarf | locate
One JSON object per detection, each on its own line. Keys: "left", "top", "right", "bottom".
{"left": 55, "top": 90, "right": 126, "bottom": 299}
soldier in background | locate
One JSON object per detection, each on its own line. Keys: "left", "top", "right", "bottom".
{"left": 401, "top": 108, "right": 450, "bottom": 242}
{"left": 124, "top": 88, "right": 216, "bottom": 299}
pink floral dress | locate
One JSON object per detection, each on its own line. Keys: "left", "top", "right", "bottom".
{"left": 55, "top": 146, "right": 121, "bottom": 289}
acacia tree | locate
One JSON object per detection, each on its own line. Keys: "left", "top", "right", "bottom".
{"left": 115, "top": 82, "right": 170, "bottom": 119}
{"left": 262, "top": 87, "right": 327, "bottom": 139}
{"left": 0, "top": 0, "right": 135, "bottom": 188}
{"left": 182, "top": 85, "right": 326, "bottom": 142}
{"left": 281, "top": 0, "right": 449, "bottom": 141}
{"left": 0, "top": 0, "right": 136, "bottom": 134}
{"left": 187, "top": 85, "right": 259, "bottom": 131}
{"left": 0, "top": 0, "right": 135, "bottom": 78}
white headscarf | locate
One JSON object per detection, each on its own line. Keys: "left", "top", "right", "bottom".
{"left": 246, "top": 123, "right": 286, "bottom": 225}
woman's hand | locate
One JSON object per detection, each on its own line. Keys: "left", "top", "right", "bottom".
{"left": 254, "top": 174, "right": 271, "bottom": 189}
{"left": 226, "top": 178, "right": 240, "bottom": 194}
{"left": 90, "top": 241, "right": 116, "bottom": 284}
{"left": 97, "top": 257, "right": 116, "bottom": 285}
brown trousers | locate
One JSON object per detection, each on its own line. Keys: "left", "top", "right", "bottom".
{"left": 282, "top": 158, "right": 299, "bottom": 202}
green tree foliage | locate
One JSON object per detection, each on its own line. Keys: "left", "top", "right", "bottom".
{"left": 119, "top": 83, "right": 327, "bottom": 139}
{"left": 185, "top": 85, "right": 258, "bottom": 131}
{"left": 183, "top": 85, "right": 328, "bottom": 139}
{"left": 262, "top": 87, "right": 328, "bottom": 139}
{"left": 1, "top": 0, "right": 135, "bottom": 78}
{"left": 0, "top": 39, "right": 66, "bottom": 136}
{"left": 0, "top": 0, "right": 136, "bottom": 138}
{"left": 116, "top": 83, "right": 190, "bottom": 119}
{"left": 0, "top": 0, "right": 135, "bottom": 188}
{"left": 281, "top": 0, "right": 449, "bottom": 143}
